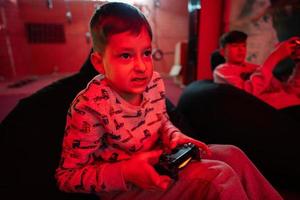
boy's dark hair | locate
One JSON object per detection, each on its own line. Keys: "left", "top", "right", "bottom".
{"left": 90, "top": 2, "right": 153, "bottom": 53}
{"left": 219, "top": 30, "right": 248, "bottom": 48}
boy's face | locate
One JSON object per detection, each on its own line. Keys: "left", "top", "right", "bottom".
{"left": 221, "top": 42, "right": 247, "bottom": 65}
{"left": 92, "top": 27, "right": 153, "bottom": 102}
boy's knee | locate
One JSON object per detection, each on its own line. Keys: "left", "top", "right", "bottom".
{"left": 224, "top": 145, "right": 245, "bottom": 157}
{"left": 180, "top": 160, "right": 237, "bottom": 182}
{"left": 209, "top": 144, "right": 248, "bottom": 162}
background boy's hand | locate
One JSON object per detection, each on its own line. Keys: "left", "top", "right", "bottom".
{"left": 275, "top": 36, "right": 300, "bottom": 60}
{"left": 122, "top": 150, "right": 172, "bottom": 190}
{"left": 290, "top": 37, "right": 300, "bottom": 62}
{"left": 168, "top": 134, "right": 212, "bottom": 157}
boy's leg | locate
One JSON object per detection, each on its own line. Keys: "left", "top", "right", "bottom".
{"left": 101, "top": 160, "right": 248, "bottom": 200}
{"left": 206, "top": 144, "right": 283, "bottom": 200}
{"left": 169, "top": 160, "right": 248, "bottom": 200}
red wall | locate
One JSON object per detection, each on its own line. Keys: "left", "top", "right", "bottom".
{"left": 1, "top": 0, "right": 95, "bottom": 79}
{"left": 0, "top": 0, "right": 189, "bottom": 80}
{"left": 150, "top": 0, "right": 189, "bottom": 75}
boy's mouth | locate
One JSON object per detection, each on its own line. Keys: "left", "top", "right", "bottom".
{"left": 131, "top": 77, "right": 148, "bottom": 86}
{"left": 132, "top": 77, "right": 147, "bottom": 82}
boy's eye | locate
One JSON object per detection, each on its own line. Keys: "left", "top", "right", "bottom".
{"left": 144, "top": 50, "right": 152, "bottom": 57}
{"left": 120, "top": 53, "right": 131, "bottom": 59}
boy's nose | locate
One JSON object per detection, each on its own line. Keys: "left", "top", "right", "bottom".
{"left": 134, "top": 57, "right": 147, "bottom": 72}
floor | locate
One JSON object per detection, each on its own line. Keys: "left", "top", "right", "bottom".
{"left": 0, "top": 73, "right": 183, "bottom": 122}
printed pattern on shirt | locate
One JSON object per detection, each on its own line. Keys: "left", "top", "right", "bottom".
{"left": 56, "top": 72, "right": 182, "bottom": 193}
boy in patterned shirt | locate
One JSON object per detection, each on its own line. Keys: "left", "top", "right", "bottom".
{"left": 56, "top": 3, "right": 282, "bottom": 199}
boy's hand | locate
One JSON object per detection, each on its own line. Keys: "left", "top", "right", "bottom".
{"left": 122, "top": 150, "right": 172, "bottom": 190}
{"left": 291, "top": 37, "right": 300, "bottom": 62}
{"left": 168, "top": 134, "right": 212, "bottom": 157}
{"left": 275, "top": 37, "right": 300, "bottom": 60}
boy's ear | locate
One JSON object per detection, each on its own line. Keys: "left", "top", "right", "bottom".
{"left": 219, "top": 47, "right": 225, "bottom": 56}
{"left": 91, "top": 52, "right": 105, "bottom": 74}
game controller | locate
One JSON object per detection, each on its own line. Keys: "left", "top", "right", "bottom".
{"left": 154, "top": 143, "right": 200, "bottom": 180}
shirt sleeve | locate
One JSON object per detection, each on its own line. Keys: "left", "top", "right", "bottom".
{"left": 159, "top": 114, "right": 184, "bottom": 147}
{"left": 213, "top": 63, "right": 277, "bottom": 96}
{"left": 55, "top": 95, "right": 127, "bottom": 194}
{"left": 151, "top": 71, "right": 184, "bottom": 147}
